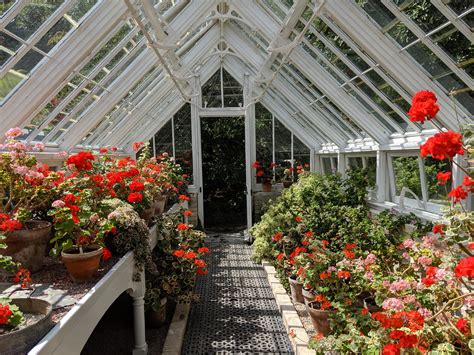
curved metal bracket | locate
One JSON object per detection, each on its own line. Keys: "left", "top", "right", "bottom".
{"left": 399, "top": 187, "right": 426, "bottom": 211}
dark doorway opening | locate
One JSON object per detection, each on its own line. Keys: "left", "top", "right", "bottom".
{"left": 201, "top": 116, "right": 247, "bottom": 230}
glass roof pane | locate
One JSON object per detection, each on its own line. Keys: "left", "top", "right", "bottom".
{"left": 0, "top": 1, "right": 17, "bottom": 17}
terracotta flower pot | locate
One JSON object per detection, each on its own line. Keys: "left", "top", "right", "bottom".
{"left": 153, "top": 194, "right": 168, "bottom": 216}
{"left": 139, "top": 206, "right": 155, "bottom": 226}
{"left": 61, "top": 245, "right": 103, "bottom": 282}
{"left": 262, "top": 182, "right": 272, "bottom": 192}
{"left": 145, "top": 298, "right": 167, "bottom": 328}
{"left": 302, "top": 287, "right": 315, "bottom": 307}
{"left": 306, "top": 301, "right": 335, "bottom": 336}
{"left": 0, "top": 298, "right": 53, "bottom": 355}
{"left": 2, "top": 220, "right": 52, "bottom": 273}
{"left": 288, "top": 276, "right": 305, "bottom": 304}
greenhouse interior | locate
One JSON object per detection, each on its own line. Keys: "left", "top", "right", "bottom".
{"left": 0, "top": 0, "right": 473, "bottom": 354}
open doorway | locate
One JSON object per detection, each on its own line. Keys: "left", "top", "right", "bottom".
{"left": 201, "top": 116, "right": 247, "bottom": 230}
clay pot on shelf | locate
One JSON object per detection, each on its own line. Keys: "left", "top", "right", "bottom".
{"left": 2, "top": 220, "right": 52, "bottom": 273}
{"left": 153, "top": 194, "right": 168, "bottom": 216}
{"left": 302, "top": 287, "right": 315, "bottom": 307}
{"left": 288, "top": 276, "right": 305, "bottom": 304}
{"left": 261, "top": 182, "right": 272, "bottom": 192}
{"left": 139, "top": 206, "right": 155, "bottom": 226}
{"left": 61, "top": 245, "right": 103, "bottom": 282}
{"left": 306, "top": 301, "right": 335, "bottom": 336}
{"left": 145, "top": 297, "right": 167, "bottom": 328}
{"left": 0, "top": 298, "right": 53, "bottom": 355}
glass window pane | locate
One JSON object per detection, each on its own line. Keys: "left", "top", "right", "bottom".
{"left": 35, "top": 17, "right": 72, "bottom": 53}
{"left": 68, "top": 0, "right": 99, "bottom": 22}
{"left": 174, "top": 104, "right": 193, "bottom": 181}
{"left": 1, "top": 1, "right": 17, "bottom": 17}
{"left": 348, "top": 157, "right": 363, "bottom": 169}
{"left": 154, "top": 119, "right": 173, "bottom": 155}
{"left": 424, "top": 157, "right": 451, "bottom": 205}
{"left": 322, "top": 157, "right": 332, "bottom": 174}
{"left": 201, "top": 69, "right": 221, "bottom": 108}
{"left": 366, "top": 156, "right": 377, "bottom": 186}
{"left": 222, "top": 69, "right": 242, "bottom": 107}
{"left": 5, "top": 2, "right": 64, "bottom": 41}
{"left": 255, "top": 102, "right": 273, "bottom": 167}
{"left": 274, "top": 119, "right": 292, "bottom": 183}
{"left": 0, "top": 31, "right": 22, "bottom": 66}
{"left": 392, "top": 156, "right": 422, "bottom": 198}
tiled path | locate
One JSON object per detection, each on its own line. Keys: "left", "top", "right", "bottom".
{"left": 182, "top": 232, "right": 293, "bottom": 354}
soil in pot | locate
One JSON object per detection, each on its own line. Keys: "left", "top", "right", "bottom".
{"left": 0, "top": 298, "right": 53, "bottom": 355}
{"left": 306, "top": 301, "right": 335, "bottom": 336}
{"left": 288, "top": 276, "right": 305, "bottom": 304}
{"left": 2, "top": 221, "right": 52, "bottom": 273}
{"left": 61, "top": 245, "right": 103, "bottom": 283}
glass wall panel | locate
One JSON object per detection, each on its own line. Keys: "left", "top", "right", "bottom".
{"left": 424, "top": 157, "right": 451, "bottom": 205}
{"left": 392, "top": 156, "right": 422, "bottom": 198}
{"left": 174, "top": 104, "right": 193, "bottom": 179}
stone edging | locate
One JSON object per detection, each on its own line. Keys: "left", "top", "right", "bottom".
{"left": 162, "top": 303, "right": 191, "bottom": 354}
{"left": 262, "top": 261, "right": 313, "bottom": 355}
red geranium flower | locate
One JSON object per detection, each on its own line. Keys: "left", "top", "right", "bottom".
{"left": 184, "top": 251, "right": 197, "bottom": 259}
{"left": 198, "top": 247, "right": 210, "bottom": 254}
{"left": 320, "top": 301, "right": 332, "bottom": 310}
{"left": 14, "top": 268, "right": 31, "bottom": 289}
{"left": 432, "top": 224, "right": 445, "bottom": 235}
{"left": 276, "top": 253, "right": 284, "bottom": 261}
{"left": 454, "top": 256, "right": 474, "bottom": 278}
{"left": 342, "top": 249, "right": 355, "bottom": 259}
{"left": 102, "top": 248, "right": 112, "bottom": 261}
{"left": 436, "top": 171, "right": 451, "bottom": 185}
{"left": 67, "top": 151, "right": 95, "bottom": 171}
{"left": 196, "top": 268, "right": 208, "bottom": 275}
{"left": 421, "top": 276, "right": 436, "bottom": 287}
{"left": 382, "top": 343, "right": 400, "bottom": 355}
{"left": 399, "top": 334, "right": 418, "bottom": 348}
{"left": 337, "top": 270, "right": 351, "bottom": 279}
{"left": 305, "top": 231, "right": 314, "bottom": 238}
{"left": 360, "top": 308, "right": 369, "bottom": 316}
{"left": 345, "top": 243, "right": 356, "bottom": 250}
{"left": 129, "top": 180, "right": 145, "bottom": 191}
{"left": 194, "top": 259, "right": 206, "bottom": 268}
{"left": 183, "top": 210, "right": 193, "bottom": 217}
{"left": 173, "top": 249, "right": 185, "bottom": 258}
{"left": 408, "top": 90, "right": 439, "bottom": 123}
{"left": 272, "top": 232, "right": 283, "bottom": 242}
{"left": 0, "top": 304, "right": 13, "bottom": 325}
{"left": 448, "top": 185, "right": 468, "bottom": 204}
{"left": 389, "top": 330, "right": 406, "bottom": 340}
{"left": 321, "top": 240, "right": 329, "bottom": 248}
{"left": 99, "top": 148, "right": 108, "bottom": 154}
{"left": 295, "top": 216, "right": 303, "bottom": 222}
{"left": 132, "top": 141, "right": 144, "bottom": 152}
{"left": 127, "top": 192, "right": 143, "bottom": 203}
{"left": 177, "top": 223, "right": 190, "bottom": 232}
{"left": 420, "top": 130, "right": 464, "bottom": 160}
{"left": 0, "top": 219, "right": 22, "bottom": 233}
{"left": 456, "top": 318, "right": 470, "bottom": 335}
{"left": 179, "top": 194, "right": 190, "bottom": 202}
{"left": 319, "top": 271, "right": 330, "bottom": 280}
{"left": 463, "top": 176, "right": 474, "bottom": 192}
{"left": 468, "top": 243, "right": 474, "bottom": 249}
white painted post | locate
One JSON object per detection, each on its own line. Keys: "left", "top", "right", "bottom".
{"left": 376, "top": 150, "right": 388, "bottom": 202}
{"left": 129, "top": 275, "right": 148, "bottom": 355}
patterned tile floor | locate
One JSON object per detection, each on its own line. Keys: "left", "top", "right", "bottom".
{"left": 182, "top": 232, "right": 294, "bottom": 355}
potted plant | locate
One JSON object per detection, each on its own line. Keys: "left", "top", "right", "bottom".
{"left": 48, "top": 191, "right": 112, "bottom": 282}
{"left": 0, "top": 128, "right": 63, "bottom": 272}
{"left": 253, "top": 161, "right": 274, "bottom": 192}
{"left": 282, "top": 168, "right": 294, "bottom": 188}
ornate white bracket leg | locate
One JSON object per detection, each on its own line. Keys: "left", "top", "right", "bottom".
{"left": 129, "top": 275, "right": 148, "bottom": 355}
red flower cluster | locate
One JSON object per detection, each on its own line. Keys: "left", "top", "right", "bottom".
{"left": 102, "top": 248, "right": 112, "bottom": 261}
{"left": 67, "top": 151, "right": 95, "bottom": 171}
{"left": 129, "top": 180, "right": 144, "bottom": 191}
{"left": 179, "top": 194, "right": 190, "bottom": 202}
{"left": 194, "top": 259, "right": 206, "bottom": 268}
{"left": 127, "top": 192, "right": 143, "bottom": 203}
{"left": 408, "top": 90, "right": 439, "bottom": 123}
{"left": 436, "top": 171, "right": 451, "bottom": 185}
{"left": 198, "top": 247, "right": 210, "bottom": 254}
{"left": 177, "top": 223, "right": 190, "bottom": 232}
{"left": 422, "top": 266, "right": 438, "bottom": 287}
{"left": 337, "top": 270, "right": 351, "bottom": 279}
{"left": 342, "top": 249, "right": 355, "bottom": 259}
{"left": 456, "top": 318, "right": 470, "bottom": 335}
{"left": 384, "top": 330, "right": 419, "bottom": 354}
{"left": 0, "top": 214, "right": 22, "bottom": 233}
{"left": 173, "top": 249, "right": 185, "bottom": 257}
{"left": 184, "top": 251, "right": 196, "bottom": 259}
{"left": 432, "top": 224, "right": 445, "bottom": 235}
{"left": 63, "top": 193, "right": 80, "bottom": 224}
{"left": 183, "top": 210, "right": 193, "bottom": 217}
{"left": 420, "top": 130, "right": 464, "bottom": 160}
{"left": 372, "top": 310, "right": 424, "bottom": 332}
{"left": 319, "top": 271, "right": 330, "bottom": 280}
{"left": 272, "top": 232, "right": 283, "bottom": 242}
{"left": 0, "top": 304, "right": 12, "bottom": 325}
{"left": 305, "top": 231, "right": 314, "bottom": 238}
{"left": 448, "top": 185, "right": 468, "bottom": 204}
{"left": 295, "top": 216, "right": 303, "bottom": 223}
{"left": 14, "top": 267, "right": 31, "bottom": 289}
{"left": 314, "top": 294, "right": 332, "bottom": 310}
{"left": 132, "top": 141, "right": 144, "bottom": 152}
{"left": 454, "top": 256, "right": 474, "bottom": 278}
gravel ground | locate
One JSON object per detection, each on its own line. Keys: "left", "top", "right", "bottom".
{"left": 293, "top": 301, "right": 316, "bottom": 338}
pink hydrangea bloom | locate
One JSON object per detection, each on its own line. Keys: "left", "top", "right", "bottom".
{"left": 389, "top": 279, "right": 410, "bottom": 293}
{"left": 52, "top": 200, "right": 66, "bottom": 208}
{"left": 382, "top": 298, "right": 405, "bottom": 311}
{"left": 417, "top": 256, "right": 433, "bottom": 267}
{"left": 5, "top": 127, "right": 23, "bottom": 139}
{"left": 417, "top": 308, "right": 432, "bottom": 318}
{"left": 401, "top": 239, "right": 415, "bottom": 249}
